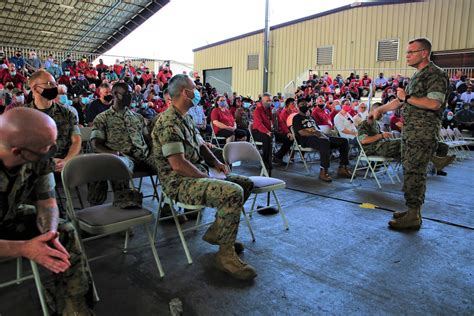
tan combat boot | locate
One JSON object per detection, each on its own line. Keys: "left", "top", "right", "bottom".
{"left": 202, "top": 223, "right": 244, "bottom": 254}
{"left": 319, "top": 168, "right": 332, "bottom": 182}
{"left": 388, "top": 207, "right": 421, "bottom": 230}
{"left": 62, "top": 298, "right": 94, "bottom": 316}
{"left": 215, "top": 245, "right": 257, "bottom": 280}
{"left": 431, "top": 155, "right": 456, "bottom": 171}
{"left": 393, "top": 208, "right": 422, "bottom": 221}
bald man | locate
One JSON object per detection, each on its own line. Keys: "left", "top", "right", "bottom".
{"left": 27, "top": 70, "right": 82, "bottom": 173}
{"left": 0, "top": 108, "right": 92, "bottom": 314}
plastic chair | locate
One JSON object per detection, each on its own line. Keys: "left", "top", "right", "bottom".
{"left": 223, "top": 142, "right": 289, "bottom": 242}
{"left": 61, "top": 154, "right": 165, "bottom": 283}
{"left": 350, "top": 137, "right": 401, "bottom": 189}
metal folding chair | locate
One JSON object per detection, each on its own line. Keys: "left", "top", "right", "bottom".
{"left": 285, "top": 126, "right": 320, "bottom": 174}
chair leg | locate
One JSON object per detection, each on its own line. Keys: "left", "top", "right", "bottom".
{"left": 30, "top": 261, "right": 50, "bottom": 316}
{"left": 149, "top": 176, "right": 159, "bottom": 200}
{"left": 16, "top": 257, "right": 22, "bottom": 284}
{"left": 241, "top": 207, "right": 256, "bottom": 242}
{"left": 123, "top": 230, "right": 129, "bottom": 254}
{"left": 153, "top": 192, "right": 164, "bottom": 240}
{"left": 285, "top": 146, "right": 295, "bottom": 170}
{"left": 350, "top": 156, "right": 362, "bottom": 183}
{"left": 170, "top": 203, "right": 193, "bottom": 264}
{"left": 74, "top": 228, "right": 100, "bottom": 302}
{"left": 369, "top": 162, "right": 382, "bottom": 189}
{"left": 137, "top": 177, "right": 143, "bottom": 191}
{"left": 249, "top": 193, "right": 258, "bottom": 218}
{"left": 144, "top": 224, "right": 165, "bottom": 278}
{"left": 272, "top": 191, "right": 289, "bottom": 230}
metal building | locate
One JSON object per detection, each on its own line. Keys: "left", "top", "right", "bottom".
{"left": 193, "top": 0, "right": 474, "bottom": 98}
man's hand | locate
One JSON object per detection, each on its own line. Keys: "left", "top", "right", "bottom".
{"left": 214, "top": 162, "right": 230, "bottom": 175}
{"left": 21, "top": 232, "right": 71, "bottom": 274}
{"left": 397, "top": 88, "right": 407, "bottom": 101}
{"left": 287, "top": 133, "right": 293, "bottom": 140}
{"left": 382, "top": 132, "right": 392, "bottom": 139}
{"left": 53, "top": 158, "right": 65, "bottom": 172}
{"left": 266, "top": 131, "right": 272, "bottom": 137}
{"left": 204, "top": 142, "right": 216, "bottom": 149}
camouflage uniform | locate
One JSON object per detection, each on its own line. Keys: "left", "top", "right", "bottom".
{"left": 402, "top": 61, "right": 449, "bottom": 209}
{"left": 152, "top": 105, "right": 253, "bottom": 245}
{"left": 27, "top": 102, "right": 81, "bottom": 159}
{"left": 0, "top": 158, "right": 91, "bottom": 312}
{"left": 90, "top": 107, "right": 155, "bottom": 206}
{"left": 358, "top": 120, "right": 401, "bottom": 158}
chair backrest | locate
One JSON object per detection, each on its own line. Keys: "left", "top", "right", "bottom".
{"left": 61, "top": 153, "right": 132, "bottom": 189}
{"left": 223, "top": 141, "right": 262, "bottom": 165}
{"left": 80, "top": 127, "right": 92, "bottom": 142}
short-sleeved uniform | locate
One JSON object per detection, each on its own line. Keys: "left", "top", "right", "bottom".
{"left": 152, "top": 105, "right": 253, "bottom": 245}
{"left": 27, "top": 102, "right": 81, "bottom": 159}
{"left": 402, "top": 61, "right": 449, "bottom": 208}
{"left": 0, "top": 159, "right": 90, "bottom": 312}
{"left": 358, "top": 120, "right": 401, "bottom": 158}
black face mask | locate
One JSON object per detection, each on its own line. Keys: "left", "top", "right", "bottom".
{"left": 6, "top": 84, "right": 14, "bottom": 90}
{"left": 299, "top": 106, "right": 308, "bottom": 113}
{"left": 104, "top": 94, "right": 114, "bottom": 102}
{"left": 317, "top": 103, "right": 325, "bottom": 109}
{"left": 40, "top": 87, "right": 58, "bottom": 100}
{"left": 116, "top": 92, "right": 132, "bottom": 108}
{"left": 20, "top": 144, "right": 57, "bottom": 163}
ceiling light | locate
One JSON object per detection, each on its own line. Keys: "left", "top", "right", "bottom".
{"left": 59, "top": 4, "right": 75, "bottom": 10}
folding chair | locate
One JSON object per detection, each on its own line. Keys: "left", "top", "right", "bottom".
{"left": 285, "top": 126, "right": 319, "bottom": 175}
{"left": 133, "top": 168, "right": 160, "bottom": 200}
{"left": 248, "top": 121, "right": 263, "bottom": 147}
{"left": 223, "top": 142, "right": 289, "bottom": 242}
{"left": 152, "top": 192, "right": 206, "bottom": 265}
{"left": 211, "top": 127, "right": 227, "bottom": 148}
{"left": 350, "top": 137, "right": 401, "bottom": 189}
{"left": 0, "top": 258, "right": 49, "bottom": 316}
{"left": 61, "top": 154, "right": 165, "bottom": 284}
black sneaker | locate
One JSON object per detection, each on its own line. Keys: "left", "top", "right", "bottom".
{"left": 436, "top": 170, "right": 448, "bottom": 176}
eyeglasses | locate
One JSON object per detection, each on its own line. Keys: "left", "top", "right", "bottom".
{"left": 406, "top": 49, "right": 426, "bottom": 55}
{"left": 19, "top": 144, "right": 57, "bottom": 163}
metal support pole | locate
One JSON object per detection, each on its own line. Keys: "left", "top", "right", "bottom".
{"left": 262, "top": 0, "right": 270, "bottom": 93}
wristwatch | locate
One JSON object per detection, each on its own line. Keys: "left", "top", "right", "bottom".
{"left": 404, "top": 94, "right": 411, "bottom": 103}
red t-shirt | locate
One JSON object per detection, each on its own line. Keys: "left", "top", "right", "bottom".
{"left": 311, "top": 106, "right": 333, "bottom": 127}
{"left": 114, "top": 64, "right": 123, "bottom": 75}
{"left": 211, "top": 107, "right": 235, "bottom": 134}
{"left": 390, "top": 115, "right": 404, "bottom": 132}
{"left": 278, "top": 108, "right": 294, "bottom": 134}
{"left": 329, "top": 110, "right": 339, "bottom": 124}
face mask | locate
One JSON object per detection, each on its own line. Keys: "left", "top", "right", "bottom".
{"left": 447, "top": 115, "right": 453, "bottom": 120}
{"left": 299, "top": 106, "right": 308, "bottom": 113}
{"left": 136, "top": 75, "right": 141, "bottom": 79}
{"left": 131, "top": 102, "right": 137, "bottom": 108}
{"left": 16, "top": 53, "right": 21, "bottom": 57}
{"left": 66, "top": 100, "right": 73, "bottom": 106}
{"left": 40, "top": 87, "right": 58, "bottom": 100}
{"left": 104, "top": 94, "right": 113, "bottom": 102}
{"left": 243, "top": 102, "right": 251, "bottom": 109}
{"left": 141, "top": 103, "right": 147, "bottom": 109}
{"left": 264, "top": 102, "right": 272, "bottom": 109}
{"left": 15, "top": 95, "right": 24, "bottom": 104}
{"left": 20, "top": 144, "right": 57, "bottom": 163}
{"left": 117, "top": 92, "right": 132, "bottom": 108}
{"left": 65, "top": 71, "right": 70, "bottom": 76}
{"left": 386, "top": 111, "right": 393, "bottom": 116}
{"left": 317, "top": 103, "right": 325, "bottom": 109}
{"left": 6, "top": 84, "right": 14, "bottom": 90}
{"left": 273, "top": 101, "right": 280, "bottom": 108}
{"left": 218, "top": 101, "right": 226, "bottom": 107}
{"left": 79, "top": 75, "right": 85, "bottom": 80}
{"left": 10, "top": 71, "right": 16, "bottom": 76}
{"left": 335, "top": 105, "right": 342, "bottom": 111}
{"left": 354, "top": 106, "right": 359, "bottom": 111}
{"left": 81, "top": 97, "right": 90, "bottom": 104}
{"left": 59, "top": 94, "right": 68, "bottom": 105}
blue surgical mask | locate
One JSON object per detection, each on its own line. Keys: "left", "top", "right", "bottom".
{"left": 66, "top": 99, "right": 73, "bottom": 106}
{"left": 11, "top": 71, "right": 16, "bottom": 76}
{"left": 447, "top": 115, "right": 453, "bottom": 120}
{"left": 274, "top": 101, "right": 280, "bottom": 108}
{"left": 131, "top": 102, "right": 137, "bottom": 108}
{"left": 59, "top": 94, "right": 68, "bottom": 105}
{"left": 335, "top": 105, "right": 342, "bottom": 111}
{"left": 243, "top": 102, "right": 251, "bottom": 109}
{"left": 190, "top": 89, "right": 201, "bottom": 107}
{"left": 218, "top": 101, "right": 227, "bottom": 107}
{"left": 354, "top": 106, "right": 359, "bottom": 111}
{"left": 81, "top": 97, "right": 89, "bottom": 104}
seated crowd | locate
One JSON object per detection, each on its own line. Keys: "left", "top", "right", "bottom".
{"left": 0, "top": 49, "right": 468, "bottom": 314}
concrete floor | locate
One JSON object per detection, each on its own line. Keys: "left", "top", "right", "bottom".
{"left": 1, "top": 153, "right": 473, "bottom": 315}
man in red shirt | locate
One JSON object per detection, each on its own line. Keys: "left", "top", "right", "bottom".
{"left": 251, "top": 93, "right": 274, "bottom": 170}
{"left": 85, "top": 63, "right": 98, "bottom": 84}
{"left": 329, "top": 100, "right": 341, "bottom": 124}
{"left": 113, "top": 59, "right": 123, "bottom": 76}
{"left": 141, "top": 68, "right": 152, "bottom": 85}
{"left": 312, "top": 97, "right": 334, "bottom": 128}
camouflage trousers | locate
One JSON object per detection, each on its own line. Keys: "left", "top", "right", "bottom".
{"left": 87, "top": 154, "right": 157, "bottom": 207}
{"left": 368, "top": 140, "right": 449, "bottom": 160}
{"left": 401, "top": 136, "right": 438, "bottom": 209}
{"left": 170, "top": 174, "right": 254, "bottom": 245}
{"left": 0, "top": 213, "right": 92, "bottom": 313}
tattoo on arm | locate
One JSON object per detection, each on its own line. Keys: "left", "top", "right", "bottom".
{"left": 36, "top": 205, "right": 59, "bottom": 234}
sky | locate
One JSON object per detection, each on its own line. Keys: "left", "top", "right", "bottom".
{"left": 103, "top": 0, "right": 355, "bottom": 64}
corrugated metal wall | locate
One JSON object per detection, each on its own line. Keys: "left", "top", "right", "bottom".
{"left": 194, "top": 0, "right": 474, "bottom": 98}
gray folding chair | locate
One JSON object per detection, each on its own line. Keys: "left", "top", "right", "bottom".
{"left": 285, "top": 126, "right": 319, "bottom": 175}
{"left": 79, "top": 126, "right": 93, "bottom": 153}
{"left": 211, "top": 126, "right": 227, "bottom": 148}
{"left": 61, "top": 154, "right": 165, "bottom": 286}
{"left": 223, "top": 142, "right": 289, "bottom": 242}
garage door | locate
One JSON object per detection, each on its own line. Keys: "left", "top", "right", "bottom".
{"left": 204, "top": 68, "right": 232, "bottom": 95}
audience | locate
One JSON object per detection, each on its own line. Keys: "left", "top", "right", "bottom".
{"left": 211, "top": 95, "right": 248, "bottom": 143}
